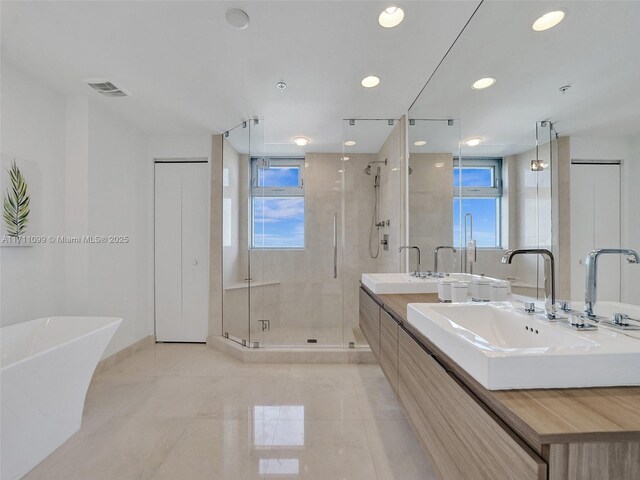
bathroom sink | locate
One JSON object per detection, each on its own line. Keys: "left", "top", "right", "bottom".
{"left": 407, "top": 302, "right": 640, "bottom": 390}
{"left": 361, "top": 272, "right": 507, "bottom": 295}
{"left": 361, "top": 273, "right": 439, "bottom": 294}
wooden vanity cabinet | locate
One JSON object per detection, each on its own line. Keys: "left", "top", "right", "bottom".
{"left": 397, "top": 328, "right": 546, "bottom": 480}
{"left": 359, "top": 287, "right": 380, "bottom": 359}
{"left": 359, "top": 285, "right": 640, "bottom": 480}
{"left": 379, "top": 309, "right": 399, "bottom": 391}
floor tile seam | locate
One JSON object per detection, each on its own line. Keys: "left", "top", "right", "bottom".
{"left": 142, "top": 416, "right": 197, "bottom": 480}
{"left": 358, "top": 416, "right": 387, "bottom": 480}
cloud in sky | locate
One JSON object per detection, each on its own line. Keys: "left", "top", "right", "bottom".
{"left": 258, "top": 167, "right": 299, "bottom": 188}
{"left": 253, "top": 197, "right": 305, "bottom": 248}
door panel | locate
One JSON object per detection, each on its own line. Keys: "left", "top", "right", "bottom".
{"left": 181, "top": 163, "right": 210, "bottom": 341}
{"left": 570, "top": 163, "right": 621, "bottom": 301}
{"left": 155, "top": 163, "right": 183, "bottom": 341}
{"left": 155, "top": 162, "right": 210, "bottom": 342}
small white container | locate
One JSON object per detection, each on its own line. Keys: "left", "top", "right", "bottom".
{"left": 490, "top": 281, "right": 509, "bottom": 301}
{"left": 451, "top": 282, "right": 469, "bottom": 303}
{"left": 438, "top": 279, "right": 456, "bottom": 303}
{"left": 471, "top": 276, "right": 491, "bottom": 302}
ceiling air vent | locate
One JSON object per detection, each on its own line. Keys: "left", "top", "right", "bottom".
{"left": 84, "top": 79, "right": 131, "bottom": 97}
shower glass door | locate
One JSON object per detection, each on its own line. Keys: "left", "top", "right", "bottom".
{"left": 221, "top": 121, "right": 251, "bottom": 345}
{"left": 249, "top": 119, "right": 345, "bottom": 347}
{"left": 342, "top": 119, "right": 402, "bottom": 347}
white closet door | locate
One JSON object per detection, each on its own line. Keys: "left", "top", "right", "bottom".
{"left": 593, "top": 165, "right": 621, "bottom": 301}
{"left": 155, "top": 162, "right": 210, "bottom": 342}
{"left": 180, "top": 163, "right": 210, "bottom": 342}
{"left": 155, "top": 163, "right": 183, "bottom": 341}
{"left": 570, "top": 163, "right": 620, "bottom": 301}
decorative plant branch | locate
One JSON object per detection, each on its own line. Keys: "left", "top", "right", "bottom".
{"left": 3, "top": 160, "right": 30, "bottom": 237}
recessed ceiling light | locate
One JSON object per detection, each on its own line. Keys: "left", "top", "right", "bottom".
{"left": 464, "top": 137, "right": 483, "bottom": 147}
{"left": 225, "top": 8, "right": 250, "bottom": 29}
{"left": 471, "top": 77, "right": 496, "bottom": 90}
{"left": 276, "top": 81, "right": 287, "bottom": 91}
{"left": 532, "top": 11, "right": 565, "bottom": 32}
{"left": 414, "top": 140, "right": 427, "bottom": 146}
{"left": 292, "top": 136, "right": 309, "bottom": 146}
{"left": 361, "top": 76, "right": 380, "bottom": 88}
{"left": 434, "top": 162, "right": 445, "bottom": 168}
{"left": 344, "top": 140, "right": 356, "bottom": 146}
{"left": 379, "top": 6, "right": 405, "bottom": 28}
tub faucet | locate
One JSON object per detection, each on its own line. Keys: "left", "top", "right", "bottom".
{"left": 584, "top": 248, "right": 640, "bottom": 319}
{"left": 434, "top": 246, "right": 456, "bottom": 273}
{"left": 399, "top": 246, "right": 421, "bottom": 274}
{"left": 502, "top": 249, "right": 556, "bottom": 320}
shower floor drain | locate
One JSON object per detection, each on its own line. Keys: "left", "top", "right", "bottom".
{"left": 307, "top": 339, "right": 318, "bottom": 344}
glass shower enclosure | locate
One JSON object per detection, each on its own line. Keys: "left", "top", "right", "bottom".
{"left": 221, "top": 118, "right": 402, "bottom": 348}
{"left": 221, "top": 119, "right": 347, "bottom": 347}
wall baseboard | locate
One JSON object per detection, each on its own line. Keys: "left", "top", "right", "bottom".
{"left": 92, "top": 335, "right": 155, "bottom": 379}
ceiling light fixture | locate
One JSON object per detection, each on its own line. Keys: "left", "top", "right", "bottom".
{"left": 361, "top": 76, "right": 381, "bottom": 88}
{"left": 471, "top": 77, "right": 496, "bottom": 90}
{"left": 344, "top": 140, "right": 356, "bottom": 146}
{"left": 276, "top": 81, "right": 287, "bottom": 90}
{"left": 434, "top": 162, "right": 445, "bottom": 168}
{"left": 378, "top": 6, "right": 405, "bottom": 28}
{"left": 414, "top": 140, "right": 427, "bottom": 146}
{"left": 292, "top": 136, "right": 310, "bottom": 146}
{"left": 342, "top": 156, "right": 350, "bottom": 161}
{"left": 532, "top": 11, "right": 565, "bottom": 31}
{"left": 464, "top": 137, "right": 483, "bottom": 147}
{"left": 225, "top": 8, "right": 250, "bottom": 29}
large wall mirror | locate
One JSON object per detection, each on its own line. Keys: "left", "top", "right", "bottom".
{"left": 407, "top": 1, "right": 640, "bottom": 309}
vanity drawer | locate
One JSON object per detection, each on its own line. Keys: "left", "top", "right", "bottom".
{"left": 359, "top": 288, "right": 380, "bottom": 359}
{"left": 379, "top": 309, "right": 399, "bottom": 391}
{"left": 397, "top": 328, "right": 546, "bottom": 480}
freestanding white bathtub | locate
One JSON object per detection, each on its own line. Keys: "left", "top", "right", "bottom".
{"left": 0, "top": 316, "right": 122, "bottom": 480}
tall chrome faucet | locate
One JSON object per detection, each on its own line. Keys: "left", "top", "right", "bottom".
{"left": 502, "top": 249, "right": 556, "bottom": 319}
{"left": 399, "top": 246, "right": 421, "bottom": 274}
{"left": 584, "top": 248, "right": 640, "bottom": 318}
{"left": 434, "top": 246, "right": 456, "bottom": 273}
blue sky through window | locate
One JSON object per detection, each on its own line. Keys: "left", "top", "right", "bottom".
{"left": 453, "top": 167, "right": 493, "bottom": 187}
{"left": 258, "top": 167, "right": 300, "bottom": 188}
{"left": 253, "top": 197, "right": 304, "bottom": 248}
{"left": 453, "top": 198, "right": 498, "bottom": 248}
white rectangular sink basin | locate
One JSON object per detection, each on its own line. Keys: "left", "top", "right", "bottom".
{"left": 407, "top": 302, "right": 640, "bottom": 390}
{"left": 361, "top": 272, "right": 507, "bottom": 295}
{"left": 361, "top": 273, "right": 439, "bottom": 294}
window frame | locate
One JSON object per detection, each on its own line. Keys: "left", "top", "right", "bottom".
{"left": 454, "top": 157, "right": 503, "bottom": 249}
{"left": 250, "top": 157, "right": 306, "bottom": 249}
{"left": 454, "top": 157, "right": 502, "bottom": 198}
{"left": 251, "top": 157, "right": 305, "bottom": 197}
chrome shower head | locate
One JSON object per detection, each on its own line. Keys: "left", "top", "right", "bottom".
{"left": 364, "top": 165, "right": 372, "bottom": 175}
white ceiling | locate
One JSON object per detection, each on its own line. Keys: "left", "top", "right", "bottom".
{"left": 409, "top": 0, "right": 640, "bottom": 156}
{"left": 1, "top": 0, "right": 479, "bottom": 154}
{"left": 3, "top": 1, "right": 639, "bottom": 157}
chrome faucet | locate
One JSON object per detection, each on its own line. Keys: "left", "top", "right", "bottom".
{"left": 399, "top": 246, "right": 421, "bottom": 274}
{"left": 584, "top": 248, "right": 640, "bottom": 319}
{"left": 502, "top": 249, "right": 556, "bottom": 320}
{"left": 434, "top": 246, "right": 456, "bottom": 273}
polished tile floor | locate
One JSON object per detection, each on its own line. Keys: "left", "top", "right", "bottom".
{"left": 25, "top": 343, "right": 437, "bottom": 480}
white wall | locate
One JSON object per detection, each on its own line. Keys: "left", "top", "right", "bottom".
{"left": 1, "top": 62, "right": 167, "bottom": 357}
{"left": 0, "top": 63, "right": 67, "bottom": 325}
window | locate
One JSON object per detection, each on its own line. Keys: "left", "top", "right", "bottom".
{"left": 251, "top": 158, "right": 305, "bottom": 248}
{"left": 453, "top": 158, "right": 502, "bottom": 248}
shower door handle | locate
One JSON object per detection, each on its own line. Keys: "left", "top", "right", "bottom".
{"left": 333, "top": 213, "right": 338, "bottom": 279}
